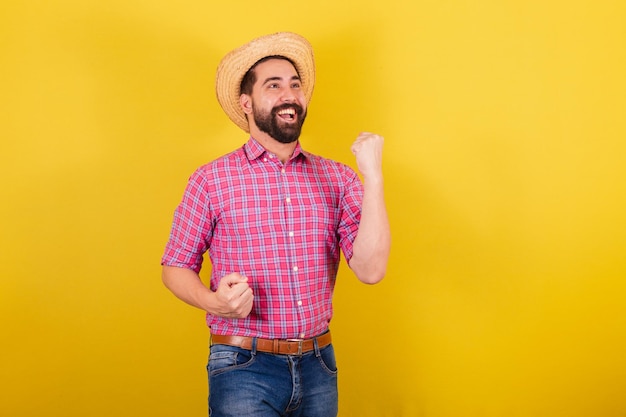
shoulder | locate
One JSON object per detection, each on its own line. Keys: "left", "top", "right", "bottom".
{"left": 302, "top": 150, "right": 359, "bottom": 181}
{"left": 193, "top": 146, "right": 247, "bottom": 179}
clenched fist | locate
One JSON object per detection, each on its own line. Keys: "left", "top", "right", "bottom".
{"left": 212, "top": 272, "right": 254, "bottom": 319}
{"left": 351, "top": 132, "right": 384, "bottom": 182}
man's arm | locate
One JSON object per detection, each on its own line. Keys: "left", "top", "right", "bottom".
{"left": 347, "top": 132, "right": 391, "bottom": 284}
{"left": 162, "top": 266, "right": 254, "bottom": 318}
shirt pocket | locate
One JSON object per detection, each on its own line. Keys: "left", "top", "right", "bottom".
{"left": 296, "top": 204, "right": 341, "bottom": 257}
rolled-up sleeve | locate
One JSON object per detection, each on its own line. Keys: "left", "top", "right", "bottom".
{"left": 337, "top": 166, "right": 363, "bottom": 263}
{"left": 161, "top": 168, "right": 214, "bottom": 273}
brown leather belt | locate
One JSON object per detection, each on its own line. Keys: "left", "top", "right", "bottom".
{"left": 211, "top": 332, "right": 331, "bottom": 355}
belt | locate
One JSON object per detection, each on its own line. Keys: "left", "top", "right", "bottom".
{"left": 211, "top": 332, "right": 332, "bottom": 355}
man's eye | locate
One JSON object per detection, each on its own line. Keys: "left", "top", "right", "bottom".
{"left": 268, "top": 83, "right": 279, "bottom": 89}
{"left": 291, "top": 83, "right": 301, "bottom": 88}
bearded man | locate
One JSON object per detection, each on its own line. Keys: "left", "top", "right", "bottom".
{"left": 161, "top": 32, "right": 390, "bottom": 417}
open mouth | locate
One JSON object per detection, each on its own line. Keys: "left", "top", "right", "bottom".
{"left": 276, "top": 107, "right": 297, "bottom": 122}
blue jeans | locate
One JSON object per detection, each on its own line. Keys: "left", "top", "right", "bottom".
{"left": 207, "top": 339, "right": 338, "bottom": 417}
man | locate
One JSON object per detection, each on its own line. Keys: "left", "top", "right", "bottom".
{"left": 161, "top": 32, "right": 390, "bottom": 417}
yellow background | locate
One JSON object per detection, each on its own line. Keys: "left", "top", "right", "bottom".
{"left": 2, "top": 0, "right": 625, "bottom": 416}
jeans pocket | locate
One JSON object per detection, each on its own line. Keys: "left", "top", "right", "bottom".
{"left": 317, "top": 344, "right": 338, "bottom": 375}
{"left": 208, "top": 345, "right": 255, "bottom": 376}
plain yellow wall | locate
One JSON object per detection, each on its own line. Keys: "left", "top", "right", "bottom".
{"left": 2, "top": 0, "right": 626, "bottom": 416}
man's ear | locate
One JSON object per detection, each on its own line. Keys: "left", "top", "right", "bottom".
{"left": 240, "top": 94, "right": 253, "bottom": 115}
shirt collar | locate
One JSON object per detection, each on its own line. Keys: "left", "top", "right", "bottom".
{"left": 244, "top": 137, "right": 308, "bottom": 162}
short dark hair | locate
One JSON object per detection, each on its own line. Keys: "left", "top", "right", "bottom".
{"left": 239, "top": 55, "right": 298, "bottom": 96}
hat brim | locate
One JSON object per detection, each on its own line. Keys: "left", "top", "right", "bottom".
{"left": 215, "top": 32, "right": 315, "bottom": 132}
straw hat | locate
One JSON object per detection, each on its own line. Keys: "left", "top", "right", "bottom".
{"left": 215, "top": 32, "right": 315, "bottom": 132}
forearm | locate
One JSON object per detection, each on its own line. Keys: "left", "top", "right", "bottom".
{"left": 349, "top": 176, "right": 391, "bottom": 284}
{"left": 162, "top": 265, "right": 254, "bottom": 318}
{"left": 162, "top": 265, "right": 214, "bottom": 312}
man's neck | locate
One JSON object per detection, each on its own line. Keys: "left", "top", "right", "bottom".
{"left": 250, "top": 129, "right": 297, "bottom": 164}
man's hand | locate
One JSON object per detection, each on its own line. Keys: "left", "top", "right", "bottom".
{"left": 351, "top": 132, "right": 384, "bottom": 182}
{"left": 212, "top": 273, "right": 254, "bottom": 319}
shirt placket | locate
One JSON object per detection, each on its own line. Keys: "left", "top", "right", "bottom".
{"left": 275, "top": 156, "right": 306, "bottom": 339}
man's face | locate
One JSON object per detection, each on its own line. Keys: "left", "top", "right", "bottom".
{"left": 248, "top": 59, "right": 307, "bottom": 144}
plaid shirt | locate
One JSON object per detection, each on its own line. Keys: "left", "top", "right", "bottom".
{"left": 162, "top": 138, "right": 363, "bottom": 339}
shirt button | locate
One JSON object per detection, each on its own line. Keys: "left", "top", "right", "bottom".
{"left": 297, "top": 300, "right": 302, "bottom": 306}
{"left": 281, "top": 168, "right": 285, "bottom": 174}
{"left": 293, "top": 266, "right": 298, "bottom": 272}
{"left": 286, "top": 197, "right": 291, "bottom": 203}
{"left": 299, "top": 333, "right": 305, "bottom": 338}
{"left": 288, "top": 231, "right": 294, "bottom": 237}
{"left": 263, "top": 158, "right": 268, "bottom": 162}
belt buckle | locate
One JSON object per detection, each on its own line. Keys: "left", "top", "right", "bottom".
{"left": 286, "top": 338, "right": 304, "bottom": 355}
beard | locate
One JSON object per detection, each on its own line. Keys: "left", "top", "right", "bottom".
{"left": 252, "top": 103, "right": 307, "bottom": 144}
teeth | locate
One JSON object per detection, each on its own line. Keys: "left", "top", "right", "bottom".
{"left": 278, "top": 108, "right": 295, "bottom": 115}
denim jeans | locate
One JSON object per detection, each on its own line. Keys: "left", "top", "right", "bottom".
{"left": 207, "top": 338, "right": 338, "bottom": 417}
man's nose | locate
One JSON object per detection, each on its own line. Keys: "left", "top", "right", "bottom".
{"left": 281, "top": 88, "right": 297, "bottom": 102}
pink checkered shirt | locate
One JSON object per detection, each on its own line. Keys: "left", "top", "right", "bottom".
{"left": 162, "top": 138, "right": 363, "bottom": 339}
